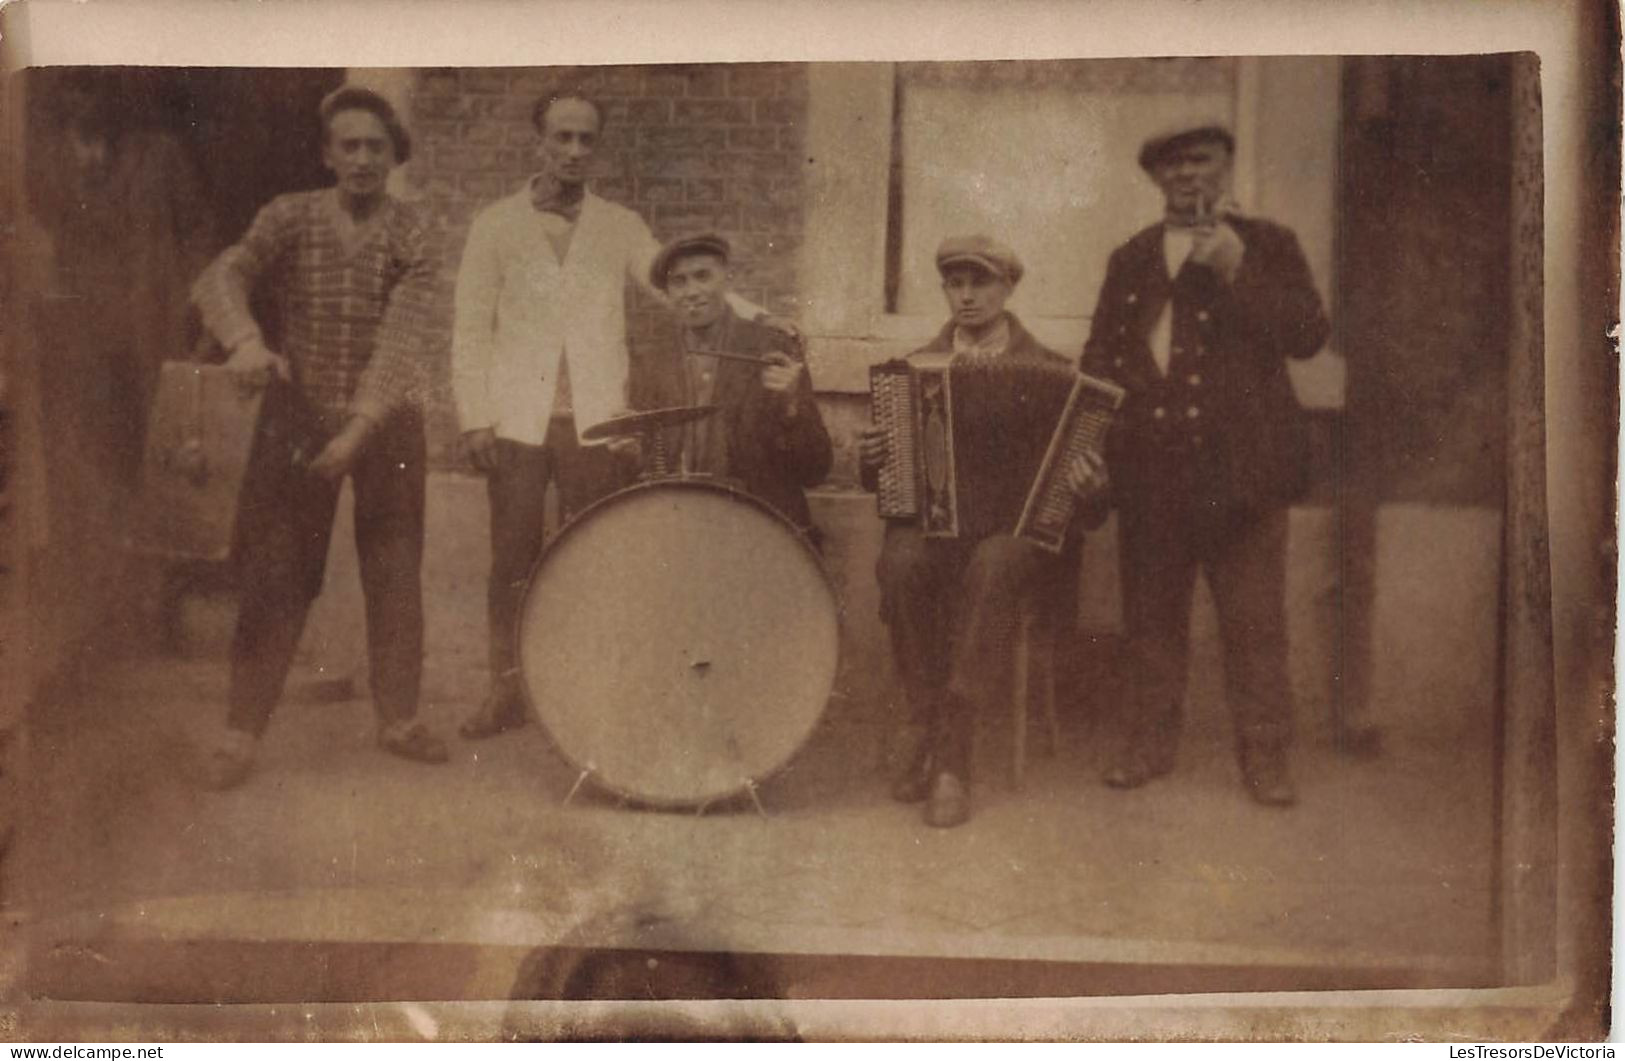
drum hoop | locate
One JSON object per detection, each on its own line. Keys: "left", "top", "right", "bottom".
{"left": 513, "top": 474, "right": 844, "bottom": 809}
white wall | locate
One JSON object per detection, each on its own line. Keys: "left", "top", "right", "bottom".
{"left": 798, "top": 58, "right": 1344, "bottom": 402}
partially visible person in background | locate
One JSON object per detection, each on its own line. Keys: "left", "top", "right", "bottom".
{"left": 25, "top": 70, "right": 221, "bottom": 652}
{"left": 29, "top": 70, "right": 219, "bottom": 484}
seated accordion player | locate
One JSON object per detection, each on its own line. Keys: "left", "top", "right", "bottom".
{"left": 868, "top": 355, "right": 1124, "bottom": 552}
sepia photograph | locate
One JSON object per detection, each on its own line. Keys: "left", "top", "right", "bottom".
{"left": 0, "top": 0, "right": 1615, "bottom": 1044}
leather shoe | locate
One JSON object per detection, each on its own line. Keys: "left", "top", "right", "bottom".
{"left": 196, "top": 726, "right": 257, "bottom": 791}
{"left": 891, "top": 767, "right": 932, "bottom": 804}
{"left": 1102, "top": 747, "right": 1175, "bottom": 790}
{"left": 922, "top": 771, "right": 971, "bottom": 829}
{"left": 458, "top": 696, "right": 529, "bottom": 740}
{"left": 379, "top": 721, "right": 451, "bottom": 764}
{"left": 1241, "top": 746, "right": 1298, "bottom": 807}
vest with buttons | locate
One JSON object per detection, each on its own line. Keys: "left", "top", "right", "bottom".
{"left": 1106, "top": 257, "right": 1218, "bottom": 465}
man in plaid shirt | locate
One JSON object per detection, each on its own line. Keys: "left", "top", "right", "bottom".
{"left": 192, "top": 85, "right": 448, "bottom": 788}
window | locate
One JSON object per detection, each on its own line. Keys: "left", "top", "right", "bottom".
{"left": 885, "top": 60, "right": 1237, "bottom": 322}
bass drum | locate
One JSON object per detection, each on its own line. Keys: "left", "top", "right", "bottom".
{"left": 515, "top": 478, "right": 841, "bottom": 808}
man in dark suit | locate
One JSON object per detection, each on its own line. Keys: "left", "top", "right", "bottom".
{"left": 636, "top": 232, "right": 832, "bottom": 542}
{"left": 858, "top": 236, "right": 1107, "bottom": 829}
{"left": 1081, "top": 123, "right": 1329, "bottom": 807}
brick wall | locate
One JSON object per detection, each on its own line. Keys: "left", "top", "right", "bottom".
{"left": 404, "top": 63, "right": 810, "bottom": 467}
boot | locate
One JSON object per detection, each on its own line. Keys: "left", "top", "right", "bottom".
{"left": 1102, "top": 699, "right": 1181, "bottom": 789}
{"left": 1239, "top": 742, "right": 1297, "bottom": 807}
{"left": 1102, "top": 745, "right": 1176, "bottom": 789}
{"left": 922, "top": 695, "right": 973, "bottom": 827}
{"left": 922, "top": 770, "right": 971, "bottom": 829}
{"left": 459, "top": 691, "right": 530, "bottom": 740}
{"left": 889, "top": 728, "right": 933, "bottom": 804}
{"left": 379, "top": 720, "right": 451, "bottom": 764}
{"left": 196, "top": 724, "right": 257, "bottom": 791}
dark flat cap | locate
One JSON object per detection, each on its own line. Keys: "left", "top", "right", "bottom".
{"left": 319, "top": 84, "right": 412, "bottom": 163}
{"left": 650, "top": 232, "right": 732, "bottom": 291}
{"left": 935, "top": 234, "right": 1023, "bottom": 285}
{"left": 1137, "top": 123, "right": 1235, "bottom": 172}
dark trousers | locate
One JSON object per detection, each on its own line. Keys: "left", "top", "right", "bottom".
{"left": 876, "top": 526, "right": 1050, "bottom": 777}
{"left": 227, "top": 407, "right": 427, "bottom": 736}
{"left": 484, "top": 417, "right": 630, "bottom": 708}
{"left": 1114, "top": 469, "right": 1294, "bottom": 763}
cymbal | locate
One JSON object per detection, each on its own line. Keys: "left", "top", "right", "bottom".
{"left": 580, "top": 404, "right": 719, "bottom": 441}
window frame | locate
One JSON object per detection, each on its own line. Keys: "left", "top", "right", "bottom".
{"left": 796, "top": 60, "right": 1265, "bottom": 393}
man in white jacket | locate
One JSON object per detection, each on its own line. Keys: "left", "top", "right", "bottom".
{"left": 452, "top": 92, "right": 777, "bottom": 740}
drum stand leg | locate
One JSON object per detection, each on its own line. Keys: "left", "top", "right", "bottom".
{"left": 563, "top": 767, "right": 593, "bottom": 806}
{"left": 743, "top": 778, "right": 769, "bottom": 820}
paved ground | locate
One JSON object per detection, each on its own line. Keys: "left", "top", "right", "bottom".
{"left": 8, "top": 632, "right": 1498, "bottom": 1007}
{"left": 2, "top": 482, "right": 1504, "bottom": 1008}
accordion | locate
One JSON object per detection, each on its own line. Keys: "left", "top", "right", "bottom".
{"left": 868, "top": 355, "right": 1124, "bottom": 552}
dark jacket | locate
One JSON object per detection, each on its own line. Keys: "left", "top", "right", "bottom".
{"left": 1080, "top": 215, "right": 1329, "bottom": 521}
{"left": 632, "top": 306, "right": 832, "bottom": 538}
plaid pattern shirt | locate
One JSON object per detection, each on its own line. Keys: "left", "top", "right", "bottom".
{"left": 192, "top": 189, "right": 435, "bottom": 423}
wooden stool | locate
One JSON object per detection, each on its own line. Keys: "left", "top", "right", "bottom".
{"left": 1010, "top": 595, "right": 1062, "bottom": 788}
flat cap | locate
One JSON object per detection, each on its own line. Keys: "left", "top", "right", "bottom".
{"left": 935, "top": 235, "right": 1023, "bottom": 285}
{"left": 1137, "top": 123, "right": 1234, "bottom": 172}
{"left": 650, "top": 232, "right": 732, "bottom": 292}
{"left": 319, "top": 84, "right": 413, "bottom": 163}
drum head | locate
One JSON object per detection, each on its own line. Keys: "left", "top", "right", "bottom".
{"left": 517, "top": 481, "right": 840, "bottom": 808}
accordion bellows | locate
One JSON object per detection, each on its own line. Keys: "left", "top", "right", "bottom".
{"left": 869, "top": 355, "right": 1124, "bottom": 552}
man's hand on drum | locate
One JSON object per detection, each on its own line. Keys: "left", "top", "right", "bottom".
{"left": 462, "top": 427, "right": 498, "bottom": 473}
{"left": 857, "top": 426, "right": 890, "bottom": 473}
{"left": 1066, "top": 450, "right": 1110, "bottom": 502}
{"left": 224, "top": 336, "right": 290, "bottom": 385}
{"left": 605, "top": 435, "right": 642, "bottom": 464}
{"left": 760, "top": 351, "right": 804, "bottom": 418}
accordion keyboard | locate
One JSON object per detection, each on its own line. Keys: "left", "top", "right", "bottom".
{"left": 1016, "top": 373, "right": 1125, "bottom": 552}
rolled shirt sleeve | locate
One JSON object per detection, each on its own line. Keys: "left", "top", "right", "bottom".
{"left": 191, "top": 194, "right": 298, "bottom": 354}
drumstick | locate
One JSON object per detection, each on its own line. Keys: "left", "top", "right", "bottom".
{"left": 686, "top": 348, "right": 803, "bottom": 367}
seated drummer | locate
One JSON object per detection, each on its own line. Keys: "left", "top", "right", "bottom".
{"left": 857, "top": 235, "right": 1109, "bottom": 829}
{"left": 635, "top": 232, "right": 832, "bottom": 542}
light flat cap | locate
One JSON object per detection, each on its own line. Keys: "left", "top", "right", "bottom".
{"left": 935, "top": 234, "right": 1023, "bottom": 285}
